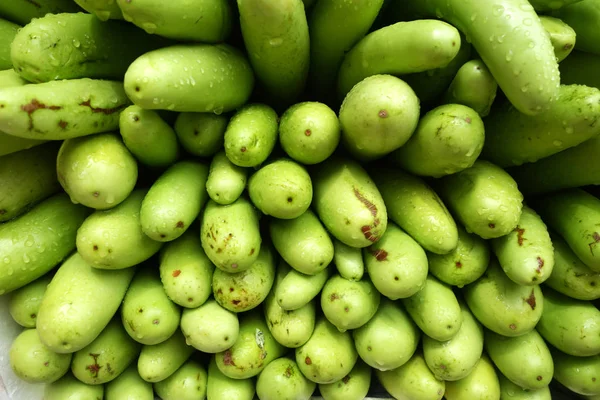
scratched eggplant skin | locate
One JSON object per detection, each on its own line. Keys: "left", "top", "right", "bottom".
{"left": 9, "top": 328, "right": 72, "bottom": 384}
{"left": 463, "top": 258, "right": 544, "bottom": 337}
{"left": 490, "top": 205, "right": 555, "bottom": 286}
{"left": 215, "top": 310, "right": 286, "bottom": 380}
{"left": 310, "top": 155, "right": 387, "bottom": 248}
{"left": 364, "top": 222, "right": 428, "bottom": 300}
{"left": 71, "top": 317, "right": 142, "bottom": 385}
{"left": 0, "top": 78, "right": 130, "bottom": 140}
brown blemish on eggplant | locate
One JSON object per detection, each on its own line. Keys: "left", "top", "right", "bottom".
{"left": 455, "top": 261, "right": 462, "bottom": 268}
{"left": 378, "top": 110, "right": 388, "bottom": 118}
{"left": 369, "top": 248, "right": 388, "bottom": 261}
{"left": 516, "top": 226, "right": 526, "bottom": 246}
{"left": 58, "top": 120, "right": 68, "bottom": 129}
{"left": 172, "top": 269, "right": 181, "bottom": 277}
{"left": 21, "top": 99, "right": 62, "bottom": 130}
{"left": 536, "top": 257, "right": 544, "bottom": 273}
{"left": 342, "top": 375, "right": 351, "bottom": 384}
{"left": 589, "top": 232, "right": 600, "bottom": 255}
{"left": 79, "top": 99, "right": 125, "bottom": 115}
{"left": 223, "top": 350, "right": 235, "bottom": 366}
{"left": 305, "top": 129, "right": 311, "bottom": 136}
{"left": 304, "top": 356, "right": 312, "bottom": 365}
{"left": 86, "top": 353, "right": 101, "bottom": 378}
{"left": 524, "top": 289, "right": 537, "bottom": 310}
{"left": 176, "top": 221, "right": 184, "bottom": 228}
{"left": 330, "top": 293, "right": 340, "bottom": 301}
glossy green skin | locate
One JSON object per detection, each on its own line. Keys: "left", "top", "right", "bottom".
{"left": 213, "top": 244, "right": 276, "bottom": 313}
{"left": 401, "top": 37, "right": 472, "bottom": 109}
{"left": 73, "top": 0, "right": 123, "bottom": 20}
{"left": 248, "top": 158, "right": 313, "bottom": 219}
{"left": 76, "top": 190, "right": 163, "bottom": 270}
{"left": 485, "top": 329, "right": 554, "bottom": 390}
{"left": 537, "top": 288, "right": 600, "bottom": 356}
{"left": 215, "top": 311, "right": 286, "bottom": 379}
{"left": 544, "top": 232, "right": 600, "bottom": 300}
{"left": 119, "top": 105, "right": 180, "bottom": 168}
{"left": 376, "top": 352, "right": 445, "bottom": 400}
{"left": 390, "top": 103, "right": 485, "bottom": 178}
{"left": 339, "top": 74, "right": 420, "bottom": 161}
{"left": 321, "top": 274, "right": 380, "bottom": 332}
{"left": 121, "top": 268, "right": 181, "bottom": 346}
{"left": 105, "top": 364, "right": 153, "bottom": 400}
{"left": 140, "top": 160, "right": 209, "bottom": 242}
{"left": 174, "top": 113, "right": 229, "bottom": 158}
{"left": 43, "top": 372, "right": 104, "bottom": 400}
{"left": 0, "top": 18, "right": 18, "bottom": 69}
{"left": 482, "top": 84, "right": 600, "bottom": 167}
{"left": 540, "top": 15, "right": 576, "bottom": 62}
{"left": 237, "top": 0, "right": 310, "bottom": 105}
{"left": 9, "top": 328, "right": 71, "bottom": 383}
{"left": 295, "top": 317, "right": 358, "bottom": 384}
{"left": 552, "top": 349, "right": 600, "bottom": 396}
{"left": 560, "top": 50, "right": 600, "bottom": 88}
{"left": 180, "top": 299, "right": 239, "bottom": 353}
{"left": 153, "top": 360, "right": 208, "bottom": 400}
{"left": 364, "top": 222, "right": 428, "bottom": 300}
{"left": 337, "top": 20, "right": 461, "bottom": 98}
{"left": 71, "top": 317, "right": 142, "bottom": 385}
{"left": 498, "top": 372, "right": 551, "bottom": 400}
{"left": 444, "top": 355, "right": 500, "bottom": 400}
{"left": 423, "top": 302, "right": 484, "bottom": 381}
{"left": 137, "top": 330, "right": 195, "bottom": 383}
{"left": 402, "top": 275, "right": 463, "bottom": 341}
{"left": 373, "top": 166, "right": 458, "bottom": 254}
{"left": 224, "top": 103, "right": 279, "bottom": 168}
{"left": 159, "top": 230, "right": 214, "bottom": 308}
{"left": 200, "top": 197, "right": 262, "bottom": 273}
{"left": 275, "top": 261, "right": 330, "bottom": 310}
{"left": 57, "top": 132, "right": 138, "bottom": 210}
{"left": 532, "top": 189, "right": 600, "bottom": 272}
{"left": 36, "top": 252, "right": 136, "bottom": 353}
{"left": 279, "top": 101, "right": 341, "bottom": 165}
{"left": 402, "top": 0, "right": 560, "bottom": 116}
{"left": 0, "top": 0, "right": 81, "bottom": 25}
{"left": 0, "top": 193, "right": 90, "bottom": 294}
{"left": 435, "top": 160, "right": 523, "bottom": 239}
{"left": 353, "top": 298, "right": 420, "bottom": 371}
{"left": 8, "top": 271, "right": 52, "bottom": 328}
{"left": 0, "top": 78, "right": 129, "bottom": 140}
{"left": 553, "top": 0, "right": 600, "bottom": 55}
{"left": 207, "top": 357, "right": 255, "bottom": 400}
{"left": 0, "top": 132, "right": 46, "bottom": 157}
{"left": 333, "top": 238, "right": 364, "bottom": 281}
{"left": 307, "top": 0, "right": 384, "bottom": 100}
{"left": 507, "top": 136, "right": 600, "bottom": 196}
{"left": 11, "top": 13, "right": 165, "bottom": 83}
{"left": 311, "top": 155, "right": 387, "bottom": 248}
{"left": 0, "top": 142, "right": 61, "bottom": 222}
{"left": 442, "top": 61, "right": 498, "bottom": 117}
{"left": 530, "top": 0, "right": 583, "bottom": 12}
{"left": 270, "top": 209, "right": 333, "bottom": 275}
{"left": 206, "top": 151, "right": 248, "bottom": 205}
{"left": 427, "top": 225, "right": 490, "bottom": 288}
{"left": 318, "top": 360, "right": 371, "bottom": 400}
{"left": 463, "top": 259, "right": 544, "bottom": 337}
{"left": 491, "top": 205, "right": 555, "bottom": 286}
{"left": 264, "top": 289, "right": 316, "bottom": 348}
{"left": 256, "top": 357, "right": 316, "bottom": 400}
{"left": 124, "top": 44, "right": 254, "bottom": 113}
{"left": 117, "top": 0, "right": 231, "bottom": 42}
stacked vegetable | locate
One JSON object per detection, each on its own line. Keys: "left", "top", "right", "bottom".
{"left": 1, "top": 0, "right": 600, "bottom": 399}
